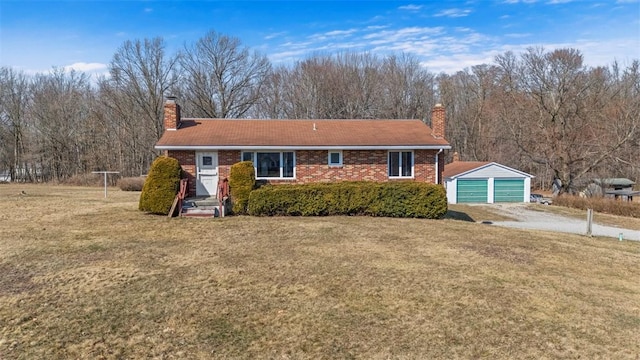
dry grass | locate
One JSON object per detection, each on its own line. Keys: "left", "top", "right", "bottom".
{"left": 554, "top": 195, "right": 640, "bottom": 219}
{"left": 1, "top": 184, "right": 639, "bottom": 359}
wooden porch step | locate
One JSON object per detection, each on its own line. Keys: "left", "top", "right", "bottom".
{"left": 181, "top": 197, "right": 223, "bottom": 218}
{"left": 183, "top": 197, "right": 220, "bottom": 208}
{"left": 181, "top": 207, "right": 221, "bottom": 217}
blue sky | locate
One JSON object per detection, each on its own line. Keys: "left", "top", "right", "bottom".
{"left": 0, "top": 0, "right": 638, "bottom": 76}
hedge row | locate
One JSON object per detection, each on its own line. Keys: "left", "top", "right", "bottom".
{"left": 247, "top": 181, "right": 447, "bottom": 218}
{"left": 553, "top": 195, "right": 640, "bottom": 218}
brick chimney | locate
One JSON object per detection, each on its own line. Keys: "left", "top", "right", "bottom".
{"left": 431, "top": 103, "right": 445, "bottom": 139}
{"left": 163, "top": 96, "right": 181, "bottom": 130}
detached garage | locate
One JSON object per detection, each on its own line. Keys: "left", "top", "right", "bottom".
{"left": 443, "top": 161, "right": 534, "bottom": 204}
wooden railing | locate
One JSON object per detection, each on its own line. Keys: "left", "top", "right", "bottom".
{"left": 169, "top": 179, "right": 189, "bottom": 218}
{"left": 217, "top": 178, "right": 230, "bottom": 217}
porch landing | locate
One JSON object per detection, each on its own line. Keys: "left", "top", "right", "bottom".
{"left": 181, "top": 197, "right": 223, "bottom": 217}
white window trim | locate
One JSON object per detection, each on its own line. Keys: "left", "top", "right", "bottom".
{"left": 328, "top": 150, "right": 343, "bottom": 167}
{"left": 388, "top": 150, "right": 415, "bottom": 179}
{"left": 241, "top": 151, "right": 296, "bottom": 180}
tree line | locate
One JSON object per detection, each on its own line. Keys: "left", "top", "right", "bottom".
{"left": 1, "top": 30, "right": 638, "bottom": 193}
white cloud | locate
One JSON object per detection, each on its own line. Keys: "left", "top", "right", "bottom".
{"left": 63, "top": 62, "right": 108, "bottom": 73}
{"left": 363, "top": 26, "right": 445, "bottom": 41}
{"left": 266, "top": 6, "right": 638, "bottom": 75}
{"left": 144, "top": 7, "right": 153, "bottom": 13}
{"left": 505, "top": 33, "right": 532, "bottom": 38}
{"left": 366, "top": 25, "right": 388, "bottom": 30}
{"left": 434, "top": 8, "right": 472, "bottom": 18}
{"left": 573, "top": 38, "right": 640, "bottom": 67}
{"left": 269, "top": 49, "right": 313, "bottom": 63}
{"left": 308, "top": 29, "right": 359, "bottom": 42}
{"left": 268, "top": 24, "right": 495, "bottom": 71}
{"left": 398, "top": 4, "right": 423, "bottom": 11}
{"left": 265, "top": 31, "right": 287, "bottom": 40}
{"left": 324, "top": 29, "right": 358, "bottom": 37}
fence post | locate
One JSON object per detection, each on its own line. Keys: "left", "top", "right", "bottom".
{"left": 586, "top": 208, "right": 593, "bottom": 237}
{"left": 92, "top": 171, "right": 120, "bottom": 198}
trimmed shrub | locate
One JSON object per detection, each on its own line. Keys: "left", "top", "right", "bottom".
{"left": 247, "top": 181, "right": 447, "bottom": 219}
{"left": 118, "top": 177, "right": 146, "bottom": 191}
{"left": 139, "top": 156, "right": 182, "bottom": 215}
{"left": 229, "top": 161, "right": 256, "bottom": 214}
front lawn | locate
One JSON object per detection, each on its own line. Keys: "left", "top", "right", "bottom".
{"left": 1, "top": 184, "right": 638, "bottom": 358}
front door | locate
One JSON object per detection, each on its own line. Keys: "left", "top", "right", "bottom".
{"left": 196, "top": 152, "right": 218, "bottom": 197}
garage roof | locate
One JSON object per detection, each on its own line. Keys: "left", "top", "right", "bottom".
{"left": 443, "top": 161, "right": 534, "bottom": 179}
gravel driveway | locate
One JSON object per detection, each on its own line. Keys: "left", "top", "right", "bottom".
{"left": 486, "top": 204, "right": 640, "bottom": 241}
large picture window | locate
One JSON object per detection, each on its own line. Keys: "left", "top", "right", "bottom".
{"left": 242, "top": 151, "right": 295, "bottom": 179}
{"left": 388, "top": 151, "right": 413, "bottom": 178}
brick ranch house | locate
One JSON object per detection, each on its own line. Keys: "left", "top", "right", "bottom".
{"left": 155, "top": 98, "right": 451, "bottom": 198}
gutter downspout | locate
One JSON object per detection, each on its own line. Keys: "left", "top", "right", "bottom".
{"left": 435, "top": 149, "right": 444, "bottom": 184}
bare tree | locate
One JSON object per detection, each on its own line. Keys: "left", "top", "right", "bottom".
{"left": 284, "top": 57, "right": 332, "bottom": 119}
{"left": 604, "top": 60, "right": 640, "bottom": 183}
{"left": 254, "top": 65, "right": 290, "bottom": 119}
{"left": 108, "top": 38, "right": 179, "bottom": 139}
{"left": 496, "top": 48, "right": 639, "bottom": 193}
{"left": 380, "top": 54, "right": 436, "bottom": 119}
{"left": 334, "top": 52, "right": 383, "bottom": 119}
{"left": 438, "top": 65, "right": 507, "bottom": 162}
{"left": 101, "top": 37, "right": 179, "bottom": 175}
{"left": 179, "top": 30, "right": 271, "bottom": 118}
{"left": 0, "top": 67, "right": 31, "bottom": 181}
{"left": 258, "top": 52, "right": 436, "bottom": 120}
{"left": 30, "top": 68, "right": 93, "bottom": 181}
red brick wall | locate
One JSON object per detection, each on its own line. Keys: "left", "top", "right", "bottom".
{"left": 218, "top": 150, "right": 241, "bottom": 181}
{"left": 220, "top": 149, "right": 439, "bottom": 184}
{"left": 168, "top": 149, "right": 441, "bottom": 197}
{"left": 167, "top": 150, "right": 196, "bottom": 196}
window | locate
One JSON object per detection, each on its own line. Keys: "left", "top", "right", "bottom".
{"left": 388, "top": 151, "right": 413, "bottom": 178}
{"left": 328, "top": 150, "right": 343, "bottom": 166}
{"left": 241, "top": 151, "right": 295, "bottom": 178}
{"left": 202, "top": 156, "right": 213, "bottom": 166}
{"left": 242, "top": 152, "right": 253, "bottom": 162}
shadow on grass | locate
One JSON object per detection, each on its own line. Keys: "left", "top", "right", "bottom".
{"left": 444, "top": 210, "right": 476, "bottom": 222}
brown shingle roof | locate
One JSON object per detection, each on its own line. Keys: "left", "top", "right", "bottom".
{"left": 442, "top": 161, "right": 491, "bottom": 178}
{"left": 155, "top": 119, "right": 450, "bottom": 149}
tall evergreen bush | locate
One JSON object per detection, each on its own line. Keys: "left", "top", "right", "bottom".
{"left": 229, "top": 161, "right": 256, "bottom": 214}
{"left": 139, "top": 156, "right": 182, "bottom": 215}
